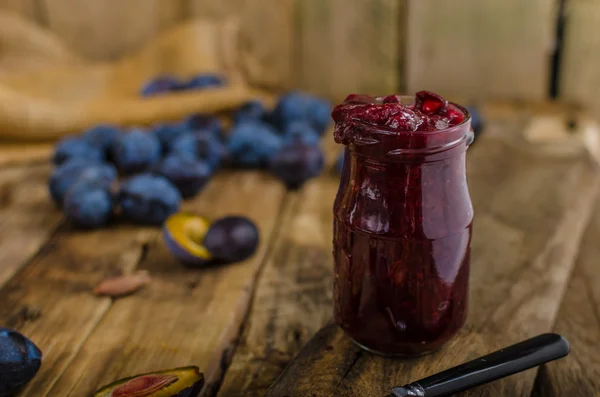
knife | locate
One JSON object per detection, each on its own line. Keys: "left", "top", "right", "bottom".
{"left": 388, "top": 333, "right": 570, "bottom": 397}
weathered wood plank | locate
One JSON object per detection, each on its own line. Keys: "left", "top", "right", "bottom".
{"left": 296, "top": 0, "right": 404, "bottom": 101}
{"left": 187, "top": 0, "right": 296, "bottom": 92}
{"left": 186, "top": 0, "right": 246, "bottom": 20}
{"left": 0, "top": 163, "right": 63, "bottom": 289}
{"left": 43, "top": 171, "right": 287, "bottom": 396}
{"left": 407, "top": 0, "right": 557, "bottom": 101}
{"left": 0, "top": 224, "right": 155, "bottom": 396}
{"left": 265, "top": 117, "right": 600, "bottom": 396}
{"left": 559, "top": 0, "right": 600, "bottom": 117}
{"left": 217, "top": 139, "right": 339, "bottom": 397}
{"left": 531, "top": 198, "right": 600, "bottom": 396}
{"left": 0, "top": 0, "right": 39, "bottom": 21}
{"left": 43, "top": 0, "right": 185, "bottom": 60}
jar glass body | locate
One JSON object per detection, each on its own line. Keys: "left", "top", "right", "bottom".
{"left": 333, "top": 109, "right": 474, "bottom": 356}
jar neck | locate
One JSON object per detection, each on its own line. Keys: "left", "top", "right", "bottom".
{"left": 344, "top": 120, "right": 473, "bottom": 164}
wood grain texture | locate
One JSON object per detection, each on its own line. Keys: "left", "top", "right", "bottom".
{"left": 559, "top": 0, "right": 600, "bottom": 117}
{"left": 265, "top": 117, "right": 600, "bottom": 396}
{"left": 187, "top": 0, "right": 295, "bottom": 91}
{"left": 43, "top": 0, "right": 185, "bottom": 60}
{"left": 0, "top": 163, "right": 63, "bottom": 289}
{"left": 296, "top": 0, "right": 404, "bottom": 101}
{"left": 44, "top": 171, "right": 287, "bottom": 397}
{"left": 0, "top": 143, "right": 52, "bottom": 166}
{"left": 0, "top": 224, "right": 155, "bottom": 396}
{"left": 217, "top": 139, "right": 339, "bottom": 397}
{"left": 531, "top": 197, "right": 600, "bottom": 396}
{"left": 0, "top": 0, "right": 39, "bottom": 21}
{"left": 407, "top": 0, "right": 557, "bottom": 101}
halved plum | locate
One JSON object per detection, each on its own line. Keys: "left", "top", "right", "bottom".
{"left": 163, "top": 213, "right": 212, "bottom": 267}
{"left": 93, "top": 366, "right": 204, "bottom": 397}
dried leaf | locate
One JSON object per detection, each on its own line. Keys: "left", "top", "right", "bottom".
{"left": 94, "top": 270, "right": 151, "bottom": 298}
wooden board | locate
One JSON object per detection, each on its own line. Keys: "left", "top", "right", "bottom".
{"left": 187, "top": 0, "right": 296, "bottom": 92}
{"left": 40, "top": 171, "right": 286, "bottom": 396}
{"left": 559, "top": 1, "right": 600, "bottom": 117}
{"left": 264, "top": 116, "right": 600, "bottom": 396}
{"left": 295, "top": 0, "right": 404, "bottom": 101}
{"left": 531, "top": 197, "right": 600, "bottom": 396}
{"left": 217, "top": 139, "right": 339, "bottom": 397}
{"left": 0, "top": 163, "right": 63, "bottom": 288}
{"left": 0, "top": 224, "right": 155, "bottom": 396}
{"left": 43, "top": 0, "right": 185, "bottom": 60}
{"left": 407, "top": 0, "right": 557, "bottom": 101}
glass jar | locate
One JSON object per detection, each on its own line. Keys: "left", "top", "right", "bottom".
{"left": 333, "top": 97, "right": 474, "bottom": 356}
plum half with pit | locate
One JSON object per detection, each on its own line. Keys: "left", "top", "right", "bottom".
{"left": 0, "top": 328, "right": 42, "bottom": 397}
{"left": 93, "top": 366, "right": 204, "bottom": 397}
{"left": 163, "top": 212, "right": 213, "bottom": 267}
{"left": 164, "top": 214, "right": 260, "bottom": 266}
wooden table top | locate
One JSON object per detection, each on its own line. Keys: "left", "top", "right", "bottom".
{"left": 1, "top": 103, "right": 599, "bottom": 397}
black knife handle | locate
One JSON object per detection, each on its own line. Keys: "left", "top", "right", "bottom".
{"left": 391, "top": 333, "right": 569, "bottom": 397}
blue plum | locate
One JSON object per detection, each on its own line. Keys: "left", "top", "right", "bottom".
{"left": 335, "top": 151, "right": 345, "bottom": 174}
{"left": 82, "top": 124, "right": 122, "bottom": 153}
{"left": 64, "top": 181, "right": 115, "bottom": 228}
{"left": 203, "top": 216, "right": 259, "bottom": 263}
{"left": 170, "top": 133, "right": 228, "bottom": 171}
{"left": 269, "top": 141, "right": 324, "bottom": 189}
{"left": 156, "top": 154, "right": 212, "bottom": 198}
{"left": 233, "top": 100, "right": 268, "bottom": 124}
{"left": 140, "top": 75, "right": 182, "bottom": 96}
{"left": 181, "top": 73, "right": 226, "bottom": 90}
{"left": 112, "top": 129, "right": 162, "bottom": 174}
{"left": 272, "top": 91, "right": 333, "bottom": 135}
{"left": 182, "top": 114, "right": 224, "bottom": 141}
{"left": 53, "top": 137, "right": 104, "bottom": 166}
{"left": 151, "top": 123, "right": 188, "bottom": 153}
{"left": 283, "top": 121, "right": 321, "bottom": 146}
{"left": 48, "top": 160, "right": 118, "bottom": 207}
{"left": 227, "top": 121, "right": 283, "bottom": 168}
{"left": 119, "top": 174, "right": 181, "bottom": 225}
{"left": 0, "top": 328, "right": 42, "bottom": 397}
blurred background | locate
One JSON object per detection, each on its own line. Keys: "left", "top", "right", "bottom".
{"left": 0, "top": 0, "right": 592, "bottom": 110}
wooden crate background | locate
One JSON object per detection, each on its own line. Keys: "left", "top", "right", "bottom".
{"left": 0, "top": 0, "right": 596, "bottom": 113}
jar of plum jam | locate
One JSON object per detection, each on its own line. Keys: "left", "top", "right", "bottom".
{"left": 332, "top": 91, "right": 474, "bottom": 356}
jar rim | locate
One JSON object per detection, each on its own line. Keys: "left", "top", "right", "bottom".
{"left": 349, "top": 96, "right": 472, "bottom": 137}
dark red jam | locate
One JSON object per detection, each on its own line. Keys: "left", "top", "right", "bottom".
{"left": 332, "top": 91, "right": 473, "bottom": 356}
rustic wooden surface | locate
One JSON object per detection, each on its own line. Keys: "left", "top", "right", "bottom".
{"left": 0, "top": 105, "right": 599, "bottom": 397}
{"left": 531, "top": 197, "right": 600, "bottom": 396}
{"left": 265, "top": 111, "right": 600, "bottom": 396}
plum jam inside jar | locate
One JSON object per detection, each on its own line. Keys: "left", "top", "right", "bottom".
{"left": 332, "top": 91, "right": 474, "bottom": 356}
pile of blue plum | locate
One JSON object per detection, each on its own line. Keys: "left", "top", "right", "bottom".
{"left": 48, "top": 73, "right": 332, "bottom": 231}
